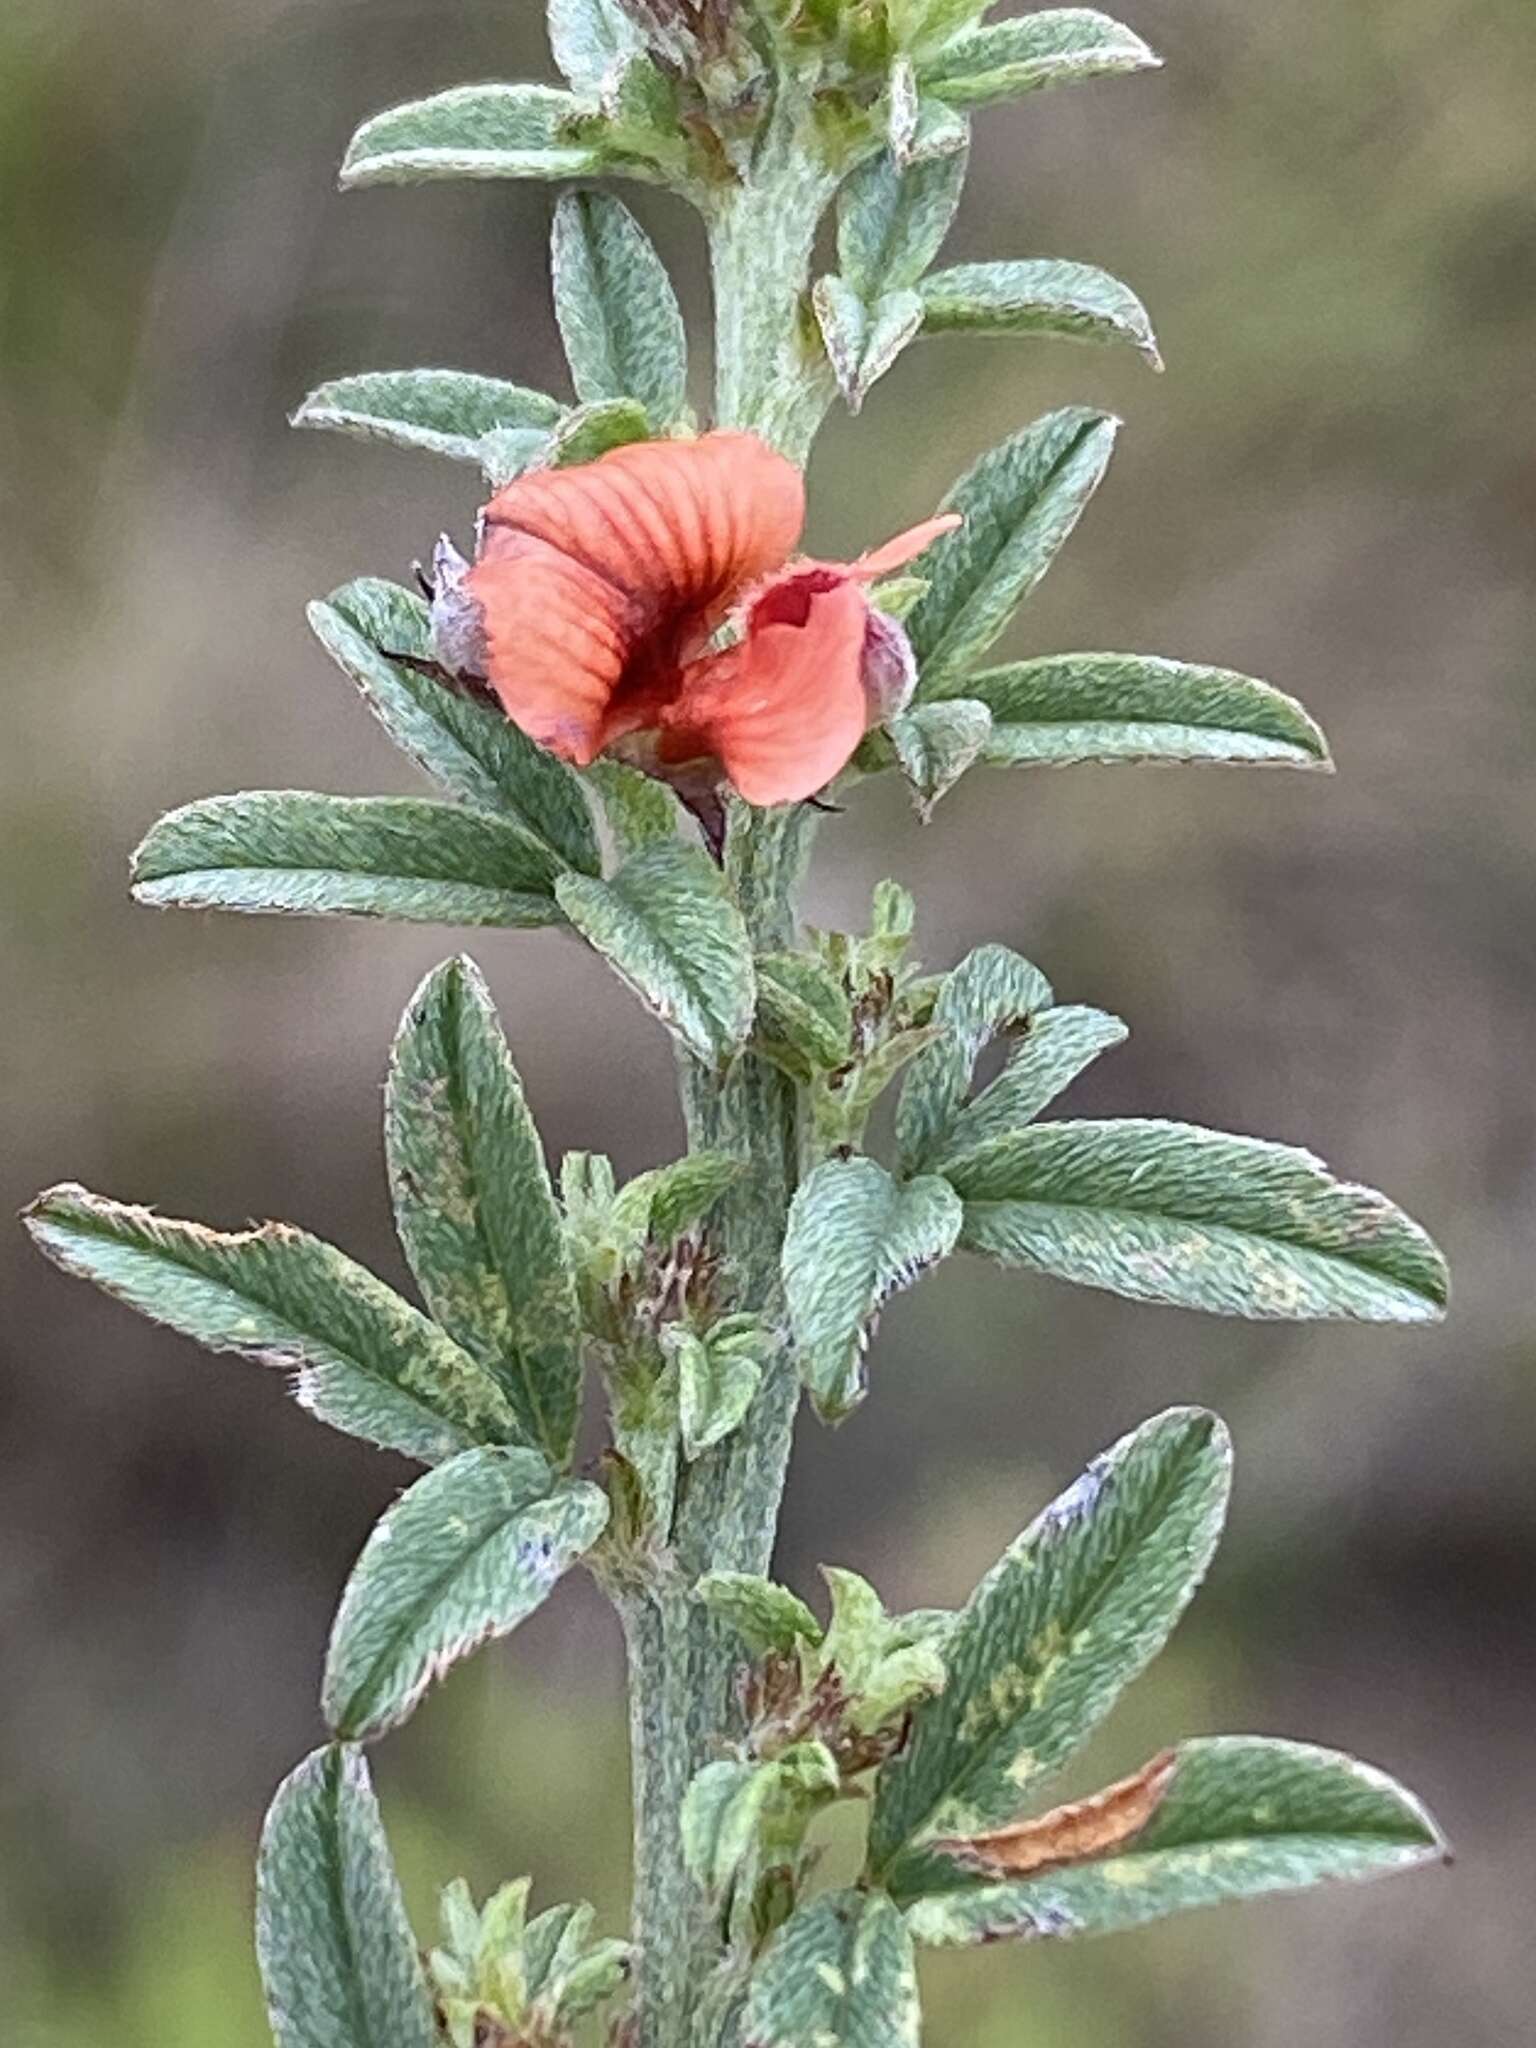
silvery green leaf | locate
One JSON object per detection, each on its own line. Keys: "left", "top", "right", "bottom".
{"left": 548, "top": 0, "right": 642, "bottom": 91}
{"left": 480, "top": 425, "right": 557, "bottom": 487}
{"left": 131, "top": 792, "right": 565, "bottom": 928}
{"left": 921, "top": 259, "right": 1161, "bottom": 368}
{"left": 922, "top": 9, "right": 1160, "bottom": 108}
{"left": 949, "top": 1119, "right": 1450, "bottom": 1321}
{"left": 954, "top": 652, "right": 1332, "bottom": 769}
{"left": 895, "top": 944, "right": 1054, "bottom": 1175}
{"left": 887, "top": 699, "right": 992, "bottom": 816}
{"left": 611, "top": 1153, "right": 745, "bottom": 1248}
{"left": 887, "top": 53, "right": 920, "bottom": 162}
{"left": 695, "top": 1571, "right": 823, "bottom": 1656}
{"left": 682, "top": 1760, "right": 779, "bottom": 1900}
{"left": 838, "top": 140, "right": 969, "bottom": 298}
{"left": 672, "top": 1326, "right": 762, "bottom": 1459}
{"left": 314, "top": 582, "right": 601, "bottom": 874}
{"left": 611, "top": 1356, "right": 681, "bottom": 1534}
{"left": 587, "top": 758, "right": 683, "bottom": 859}
{"left": 291, "top": 370, "right": 564, "bottom": 464}
{"left": 552, "top": 192, "right": 688, "bottom": 422}
{"left": 908, "top": 408, "right": 1118, "bottom": 698}
{"left": 549, "top": 397, "right": 653, "bottom": 465}
{"left": 24, "top": 1184, "right": 515, "bottom": 1464}
{"left": 743, "top": 1890, "right": 920, "bottom": 2048}
{"left": 868, "top": 1408, "right": 1230, "bottom": 1891}
{"left": 935, "top": 1005, "right": 1128, "bottom": 1165}
{"left": 322, "top": 1447, "right": 608, "bottom": 1739}
{"left": 340, "top": 85, "right": 601, "bottom": 189}
{"left": 754, "top": 951, "right": 854, "bottom": 1077}
{"left": 904, "top": 1738, "right": 1446, "bottom": 1945}
{"left": 813, "top": 278, "right": 926, "bottom": 412}
{"left": 387, "top": 957, "right": 583, "bottom": 1464}
{"left": 257, "top": 1745, "right": 437, "bottom": 2048}
{"left": 557, "top": 842, "right": 756, "bottom": 1064}
{"left": 783, "top": 1158, "right": 963, "bottom": 1421}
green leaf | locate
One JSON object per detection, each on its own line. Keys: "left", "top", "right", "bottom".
{"left": 951, "top": 652, "right": 1332, "bottom": 769}
{"left": 949, "top": 1119, "right": 1450, "bottom": 1321}
{"left": 340, "top": 85, "right": 601, "bottom": 189}
{"left": 480, "top": 425, "right": 558, "bottom": 488}
{"left": 24, "top": 1184, "right": 514, "bottom": 1463}
{"left": 904, "top": 1737, "right": 1447, "bottom": 1944}
{"left": 387, "top": 957, "right": 583, "bottom": 1465}
{"left": 314, "top": 582, "right": 601, "bottom": 874}
{"left": 611, "top": 1153, "right": 746, "bottom": 1249}
{"left": 672, "top": 1326, "right": 762, "bottom": 1459}
{"left": 556, "top": 841, "right": 756, "bottom": 1064}
{"left": 131, "top": 792, "right": 565, "bottom": 928}
{"left": 922, "top": 9, "right": 1160, "bottom": 109}
{"left": 783, "top": 1158, "right": 963, "bottom": 1422}
{"left": 868, "top": 1407, "right": 1231, "bottom": 1890}
{"left": 322, "top": 1446, "right": 608, "bottom": 1739}
{"left": 683, "top": 1761, "right": 778, "bottom": 1901}
{"left": 552, "top": 191, "right": 688, "bottom": 421}
{"left": 548, "top": 0, "right": 642, "bottom": 91}
{"left": 696, "top": 1571, "right": 823, "bottom": 1657}
{"left": 895, "top": 944, "right": 1055, "bottom": 1175}
{"left": 743, "top": 1890, "right": 920, "bottom": 2048}
{"left": 754, "top": 951, "right": 854, "bottom": 1077}
{"left": 838, "top": 141, "right": 969, "bottom": 299}
{"left": 587, "top": 758, "right": 682, "bottom": 859}
{"left": 921, "top": 259, "right": 1161, "bottom": 367}
{"left": 291, "top": 371, "right": 564, "bottom": 465}
{"left": 549, "top": 396, "right": 654, "bottom": 465}
{"left": 935, "top": 1005, "right": 1128, "bottom": 1166}
{"left": 887, "top": 699, "right": 992, "bottom": 816}
{"left": 908, "top": 408, "right": 1118, "bottom": 698}
{"left": 814, "top": 278, "right": 926, "bottom": 411}
{"left": 257, "top": 1745, "right": 437, "bottom": 2048}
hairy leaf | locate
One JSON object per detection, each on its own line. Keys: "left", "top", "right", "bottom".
{"left": 887, "top": 698, "right": 993, "bottom": 815}
{"left": 552, "top": 192, "right": 688, "bottom": 421}
{"left": 905, "top": 1738, "right": 1446, "bottom": 1944}
{"left": 322, "top": 1447, "right": 608, "bottom": 1739}
{"left": 673, "top": 1327, "right": 762, "bottom": 1460}
{"left": 922, "top": 9, "right": 1160, "bottom": 109}
{"left": 935, "top": 1005, "right": 1128, "bottom": 1166}
{"left": 868, "top": 1407, "right": 1230, "bottom": 1889}
{"left": 921, "top": 259, "right": 1160, "bottom": 367}
{"left": 341, "top": 85, "right": 601, "bottom": 189}
{"left": 550, "top": 396, "right": 654, "bottom": 464}
{"left": 814, "top": 277, "right": 926, "bottom": 411}
{"left": 949, "top": 650, "right": 1332, "bottom": 769}
{"left": 131, "top": 792, "right": 565, "bottom": 928}
{"left": 754, "top": 951, "right": 854, "bottom": 1077}
{"left": 292, "top": 371, "right": 563, "bottom": 465}
{"left": 783, "top": 1158, "right": 963, "bottom": 1421}
{"left": 587, "top": 757, "right": 682, "bottom": 858}
{"left": 838, "top": 140, "right": 969, "bottom": 298}
{"left": 743, "top": 1890, "right": 920, "bottom": 2048}
{"left": 907, "top": 408, "right": 1118, "bottom": 697}
{"left": 548, "top": 0, "right": 642, "bottom": 91}
{"left": 695, "top": 1571, "right": 823, "bottom": 1656}
{"left": 257, "top": 1745, "right": 437, "bottom": 2048}
{"left": 896, "top": 944, "right": 1055, "bottom": 1174}
{"left": 387, "top": 957, "right": 582, "bottom": 1464}
{"left": 950, "top": 1119, "right": 1450, "bottom": 1321}
{"left": 314, "top": 582, "right": 601, "bottom": 873}
{"left": 557, "top": 841, "right": 755, "bottom": 1064}
{"left": 25, "top": 1184, "right": 514, "bottom": 1463}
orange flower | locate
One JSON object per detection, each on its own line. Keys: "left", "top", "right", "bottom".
{"left": 432, "top": 431, "right": 957, "bottom": 807}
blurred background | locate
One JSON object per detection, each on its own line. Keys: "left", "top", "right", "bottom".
{"left": 3, "top": 0, "right": 1533, "bottom": 2042}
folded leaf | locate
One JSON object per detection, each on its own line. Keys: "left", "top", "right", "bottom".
{"left": 887, "top": 698, "right": 992, "bottom": 815}
{"left": 292, "top": 370, "right": 563, "bottom": 465}
{"left": 922, "top": 9, "right": 1159, "bottom": 109}
{"left": 783, "top": 1157, "right": 963, "bottom": 1421}
{"left": 754, "top": 950, "right": 854, "bottom": 1077}
{"left": 549, "top": 395, "right": 653, "bottom": 465}
{"left": 921, "top": 259, "right": 1161, "bottom": 367}
{"left": 131, "top": 791, "right": 565, "bottom": 927}
{"left": 387, "top": 957, "right": 583, "bottom": 1465}
{"left": 24, "top": 1184, "right": 514, "bottom": 1463}
{"left": 322, "top": 1446, "right": 608, "bottom": 1739}
{"left": 557, "top": 841, "right": 756, "bottom": 1064}
{"left": 868, "top": 1407, "right": 1230, "bottom": 1891}
{"left": 837, "top": 140, "right": 969, "bottom": 299}
{"left": 695, "top": 1571, "right": 823, "bottom": 1656}
{"left": 552, "top": 191, "right": 688, "bottom": 422}
{"left": 673, "top": 1326, "right": 763, "bottom": 1459}
{"left": 257, "top": 1745, "right": 437, "bottom": 2048}
{"left": 908, "top": 408, "right": 1118, "bottom": 698}
{"left": 743, "top": 1890, "right": 920, "bottom": 2048}
{"left": 548, "top": 0, "right": 642, "bottom": 92}
{"left": 813, "top": 276, "right": 926, "bottom": 411}
{"left": 341, "top": 84, "right": 601, "bottom": 188}
{"left": 951, "top": 651, "right": 1332, "bottom": 769}
{"left": 905, "top": 1737, "right": 1446, "bottom": 1944}
{"left": 896, "top": 943, "right": 1055, "bottom": 1174}
{"left": 586, "top": 758, "right": 683, "bottom": 858}
{"left": 949, "top": 1118, "right": 1450, "bottom": 1321}
{"left": 934, "top": 1005, "right": 1128, "bottom": 1166}
{"left": 314, "top": 582, "right": 601, "bottom": 873}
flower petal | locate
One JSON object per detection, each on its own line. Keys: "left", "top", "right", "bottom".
{"left": 849, "top": 512, "right": 962, "bottom": 582}
{"left": 663, "top": 578, "right": 871, "bottom": 806}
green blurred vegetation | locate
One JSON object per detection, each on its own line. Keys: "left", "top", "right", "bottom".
{"left": 4, "top": 2, "right": 1534, "bottom": 2045}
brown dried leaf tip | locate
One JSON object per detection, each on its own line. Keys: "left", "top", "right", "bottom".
{"left": 933, "top": 1748, "right": 1178, "bottom": 1880}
